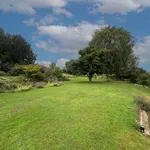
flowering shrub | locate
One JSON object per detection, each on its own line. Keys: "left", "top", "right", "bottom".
{"left": 14, "top": 85, "right": 32, "bottom": 92}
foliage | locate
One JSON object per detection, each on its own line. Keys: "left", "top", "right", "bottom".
{"left": 58, "top": 74, "right": 70, "bottom": 81}
{"left": 129, "top": 67, "right": 146, "bottom": 83}
{"left": 0, "top": 76, "right": 34, "bottom": 93}
{"left": 135, "top": 96, "right": 150, "bottom": 111}
{"left": 52, "top": 67, "right": 63, "bottom": 79}
{"left": 34, "top": 82, "right": 47, "bottom": 88}
{"left": 0, "top": 77, "right": 17, "bottom": 93}
{"left": 10, "top": 64, "right": 65, "bottom": 82}
{"left": 11, "top": 65, "right": 25, "bottom": 76}
{"left": 30, "top": 72, "right": 45, "bottom": 81}
{"left": 0, "top": 27, "right": 36, "bottom": 72}
{"left": 41, "top": 63, "right": 63, "bottom": 81}
{"left": 14, "top": 85, "right": 32, "bottom": 92}
{"left": 65, "top": 60, "right": 80, "bottom": 75}
{"left": 23, "top": 65, "right": 45, "bottom": 81}
{"left": 137, "top": 73, "right": 150, "bottom": 86}
{"left": 129, "top": 67, "right": 150, "bottom": 87}
{"left": 89, "top": 26, "right": 138, "bottom": 79}
{"left": 0, "top": 71, "right": 6, "bottom": 76}
{"left": 11, "top": 65, "right": 46, "bottom": 81}
{"left": 67, "top": 26, "right": 138, "bottom": 82}
{"left": 11, "top": 75, "right": 29, "bottom": 85}
{"left": 45, "top": 82, "right": 63, "bottom": 87}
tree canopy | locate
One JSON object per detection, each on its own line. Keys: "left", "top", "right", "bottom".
{"left": 0, "top": 27, "right": 36, "bottom": 72}
{"left": 66, "top": 26, "right": 138, "bottom": 81}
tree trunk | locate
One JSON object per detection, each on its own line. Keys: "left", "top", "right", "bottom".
{"left": 88, "top": 75, "right": 92, "bottom": 82}
{"left": 106, "top": 74, "right": 109, "bottom": 81}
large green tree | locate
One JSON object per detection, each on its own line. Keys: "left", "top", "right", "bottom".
{"left": 0, "top": 27, "right": 36, "bottom": 72}
{"left": 68, "top": 26, "right": 138, "bottom": 81}
{"left": 89, "top": 26, "right": 138, "bottom": 79}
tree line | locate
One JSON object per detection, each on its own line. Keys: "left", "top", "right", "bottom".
{"left": 65, "top": 26, "right": 150, "bottom": 86}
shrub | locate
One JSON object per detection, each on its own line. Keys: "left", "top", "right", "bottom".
{"left": 0, "top": 71, "right": 6, "bottom": 76}
{"left": 137, "top": 73, "right": 150, "bottom": 87}
{"left": 41, "top": 63, "right": 64, "bottom": 81}
{"left": 34, "top": 82, "right": 47, "bottom": 88}
{"left": 135, "top": 96, "right": 150, "bottom": 111}
{"left": 45, "top": 82, "right": 63, "bottom": 87}
{"left": 45, "top": 82, "right": 55, "bottom": 87}
{"left": 23, "top": 65, "right": 45, "bottom": 81}
{"left": 11, "top": 65, "right": 25, "bottom": 76}
{"left": 58, "top": 74, "right": 70, "bottom": 81}
{"left": 14, "top": 85, "right": 32, "bottom": 92}
{"left": 30, "top": 72, "right": 45, "bottom": 81}
{"left": 52, "top": 67, "right": 63, "bottom": 78}
{"left": 129, "top": 67, "right": 149, "bottom": 85}
{"left": 0, "top": 77, "right": 17, "bottom": 92}
{"left": 12, "top": 76, "right": 28, "bottom": 84}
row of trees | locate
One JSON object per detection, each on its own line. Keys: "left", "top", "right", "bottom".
{"left": 0, "top": 27, "right": 36, "bottom": 72}
{"left": 65, "top": 26, "right": 148, "bottom": 83}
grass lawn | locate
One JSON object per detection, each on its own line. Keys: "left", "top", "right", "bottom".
{"left": 0, "top": 77, "right": 150, "bottom": 150}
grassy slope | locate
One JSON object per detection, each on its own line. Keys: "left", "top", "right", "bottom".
{"left": 0, "top": 77, "right": 150, "bottom": 150}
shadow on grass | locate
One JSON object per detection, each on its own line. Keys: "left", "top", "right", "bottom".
{"left": 74, "top": 80, "right": 114, "bottom": 85}
{"left": 73, "top": 78, "right": 128, "bottom": 85}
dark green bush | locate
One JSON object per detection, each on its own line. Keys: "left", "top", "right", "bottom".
{"left": 12, "top": 76, "right": 28, "bottom": 84}
{"left": 30, "top": 72, "right": 45, "bottom": 81}
{"left": 0, "top": 71, "right": 6, "bottom": 76}
{"left": 135, "top": 96, "right": 150, "bottom": 111}
{"left": 23, "top": 65, "right": 45, "bottom": 81}
{"left": 52, "top": 67, "right": 63, "bottom": 78}
{"left": 11, "top": 65, "right": 25, "bottom": 76}
{"left": 40, "top": 63, "right": 63, "bottom": 82}
{"left": 137, "top": 73, "right": 150, "bottom": 86}
{"left": 129, "top": 67, "right": 150, "bottom": 87}
{"left": 0, "top": 77, "right": 17, "bottom": 92}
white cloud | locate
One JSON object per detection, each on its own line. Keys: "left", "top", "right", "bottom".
{"left": 36, "top": 61, "right": 51, "bottom": 67}
{"left": 133, "top": 0, "right": 150, "bottom": 7}
{"left": 23, "top": 15, "right": 58, "bottom": 27}
{"left": 35, "top": 39, "right": 66, "bottom": 53}
{"left": 1, "top": 0, "right": 150, "bottom": 15}
{"left": 134, "top": 36, "right": 150, "bottom": 65}
{"left": 91, "top": 0, "right": 140, "bottom": 14}
{"left": 23, "top": 18, "right": 37, "bottom": 26}
{"left": 0, "top": 0, "right": 66, "bottom": 15}
{"left": 36, "top": 22, "right": 106, "bottom": 54}
{"left": 52, "top": 8, "right": 72, "bottom": 18}
{"left": 35, "top": 58, "right": 69, "bottom": 68}
{"left": 56, "top": 58, "right": 70, "bottom": 68}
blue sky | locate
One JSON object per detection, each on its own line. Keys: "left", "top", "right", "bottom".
{"left": 0, "top": 0, "right": 150, "bottom": 70}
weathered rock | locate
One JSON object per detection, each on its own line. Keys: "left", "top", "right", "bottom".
{"left": 137, "top": 107, "right": 150, "bottom": 136}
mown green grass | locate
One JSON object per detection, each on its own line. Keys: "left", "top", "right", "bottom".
{"left": 0, "top": 77, "right": 150, "bottom": 150}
